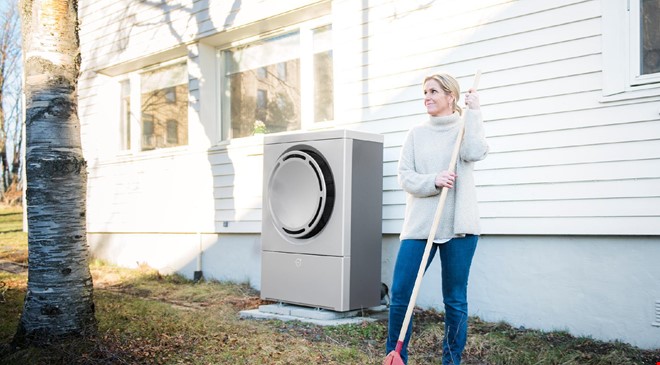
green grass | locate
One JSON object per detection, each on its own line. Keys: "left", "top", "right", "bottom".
{"left": 0, "top": 206, "right": 26, "bottom": 264}
{"left": 1, "top": 205, "right": 659, "bottom": 364}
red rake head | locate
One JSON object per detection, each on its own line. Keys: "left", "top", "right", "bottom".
{"left": 383, "top": 350, "right": 405, "bottom": 365}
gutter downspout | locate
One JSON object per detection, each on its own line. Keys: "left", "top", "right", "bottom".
{"left": 194, "top": 232, "right": 203, "bottom": 281}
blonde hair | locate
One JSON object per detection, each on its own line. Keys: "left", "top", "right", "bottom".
{"left": 423, "top": 73, "right": 462, "bottom": 115}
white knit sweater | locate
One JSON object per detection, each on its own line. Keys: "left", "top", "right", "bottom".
{"left": 398, "top": 109, "right": 489, "bottom": 241}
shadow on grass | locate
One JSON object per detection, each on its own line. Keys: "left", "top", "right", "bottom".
{"left": 0, "top": 212, "right": 22, "bottom": 217}
{"left": 0, "top": 261, "right": 274, "bottom": 365}
{"left": 1, "top": 260, "right": 659, "bottom": 365}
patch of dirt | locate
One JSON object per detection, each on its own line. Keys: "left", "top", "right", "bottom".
{"left": 0, "top": 260, "right": 27, "bottom": 274}
{"left": 1, "top": 183, "right": 22, "bottom": 206}
{"left": 96, "top": 282, "right": 271, "bottom": 312}
{"left": 221, "top": 296, "right": 272, "bottom": 310}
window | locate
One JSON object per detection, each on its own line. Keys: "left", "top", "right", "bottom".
{"left": 116, "top": 60, "right": 188, "bottom": 152}
{"left": 139, "top": 62, "right": 188, "bottom": 150}
{"left": 630, "top": 0, "right": 660, "bottom": 85}
{"left": 257, "top": 67, "right": 268, "bottom": 80}
{"left": 277, "top": 62, "right": 287, "bottom": 81}
{"left": 220, "top": 21, "right": 334, "bottom": 139}
{"left": 142, "top": 114, "right": 155, "bottom": 150}
{"left": 602, "top": 0, "right": 660, "bottom": 98}
{"left": 164, "top": 87, "right": 176, "bottom": 104}
{"left": 313, "top": 25, "right": 334, "bottom": 123}
{"left": 640, "top": 0, "right": 660, "bottom": 76}
{"left": 166, "top": 119, "right": 179, "bottom": 144}
{"left": 256, "top": 89, "right": 268, "bottom": 125}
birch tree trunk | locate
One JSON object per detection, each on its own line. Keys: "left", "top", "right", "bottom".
{"left": 13, "top": 0, "right": 96, "bottom": 346}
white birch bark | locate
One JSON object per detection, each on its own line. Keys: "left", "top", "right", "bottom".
{"left": 14, "top": 0, "right": 96, "bottom": 346}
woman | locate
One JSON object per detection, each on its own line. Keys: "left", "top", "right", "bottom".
{"left": 386, "top": 73, "right": 488, "bottom": 365}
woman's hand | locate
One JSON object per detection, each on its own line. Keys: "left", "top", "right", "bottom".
{"left": 464, "top": 88, "right": 480, "bottom": 110}
{"left": 435, "top": 170, "right": 457, "bottom": 189}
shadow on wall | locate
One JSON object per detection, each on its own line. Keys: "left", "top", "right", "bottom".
{"left": 83, "top": 0, "right": 525, "bottom": 293}
{"left": 85, "top": 0, "right": 259, "bottom": 284}
{"left": 86, "top": 0, "right": 497, "bottom": 288}
{"left": 82, "top": 0, "right": 660, "bottom": 350}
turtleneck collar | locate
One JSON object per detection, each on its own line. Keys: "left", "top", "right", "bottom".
{"left": 426, "top": 112, "right": 460, "bottom": 131}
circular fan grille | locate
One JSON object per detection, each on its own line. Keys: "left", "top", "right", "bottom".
{"left": 268, "top": 148, "right": 335, "bottom": 240}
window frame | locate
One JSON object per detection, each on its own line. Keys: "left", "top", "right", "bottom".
{"left": 217, "top": 15, "right": 333, "bottom": 141}
{"left": 628, "top": 0, "right": 660, "bottom": 86}
{"left": 601, "top": 0, "right": 660, "bottom": 101}
{"left": 118, "top": 78, "right": 132, "bottom": 152}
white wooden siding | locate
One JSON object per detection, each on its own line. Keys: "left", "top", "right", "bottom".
{"left": 79, "top": 0, "right": 660, "bottom": 236}
{"left": 357, "top": 0, "right": 660, "bottom": 235}
{"left": 208, "top": 139, "right": 265, "bottom": 233}
{"left": 86, "top": 150, "right": 216, "bottom": 233}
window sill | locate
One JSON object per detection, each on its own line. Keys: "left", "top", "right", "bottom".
{"left": 600, "top": 83, "right": 660, "bottom": 104}
{"left": 211, "top": 134, "right": 267, "bottom": 151}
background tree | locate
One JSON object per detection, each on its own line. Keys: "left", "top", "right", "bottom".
{"left": 0, "top": 0, "right": 23, "bottom": 202}
{"left": 13, "top": 0, "right": 96, "bottom": 346}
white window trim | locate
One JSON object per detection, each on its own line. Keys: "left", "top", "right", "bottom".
{"left": 216, "top": 15, "right": 333, "bottom": 141}
{"left": 115, "top": 76, "right": 133, "bottom": 157}
{"left": 601, "top": 0, "right": 660, "bottom": 102}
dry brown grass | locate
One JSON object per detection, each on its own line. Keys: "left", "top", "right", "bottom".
{"left": 1, "top": 207, "right": 659, "bottom": 364}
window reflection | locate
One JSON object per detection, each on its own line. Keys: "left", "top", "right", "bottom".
{"left": 223, "top": 25, "right": 334, "bottom": 139}
{"left": 140, "top": 63, "right": 188, "bottom": 150}
{"left": 641, "top": 0, "right": 660, "bottom": 75}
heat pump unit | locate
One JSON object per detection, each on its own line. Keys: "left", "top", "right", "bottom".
{"left": 261, "top": 129, "right": 383, "bottom": 312}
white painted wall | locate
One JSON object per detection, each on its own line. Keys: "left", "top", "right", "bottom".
{"left": 379, "top": 235, "right": 660, "bottom": 350}
{"left": 88, "top": 232, "right": 262, "bottom": 287}
{"left": 78, "top": 0, "right": 660, "bottom": 349}
{"left": 88, "top": 231, "right": 660, "bottom": 349}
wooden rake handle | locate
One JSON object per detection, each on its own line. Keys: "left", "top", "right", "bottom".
{"left": 396, "top": 70, "right": 482, "bottom": 344}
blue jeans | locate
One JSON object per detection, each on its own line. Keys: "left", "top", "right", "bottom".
{"left": 386, "top": 235, "right": 478, "bottom": 365}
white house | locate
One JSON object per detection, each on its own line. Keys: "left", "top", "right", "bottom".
{"left": 78, "top": 0, "right": 660, "bottom": 349}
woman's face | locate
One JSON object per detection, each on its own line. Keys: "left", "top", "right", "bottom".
{"left": 423, "top": 79, "right": 454, "bottom": 117}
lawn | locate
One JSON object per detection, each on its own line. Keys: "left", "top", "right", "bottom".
{"left": 0, "top": 205, "right": 658, "bottom": 364}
